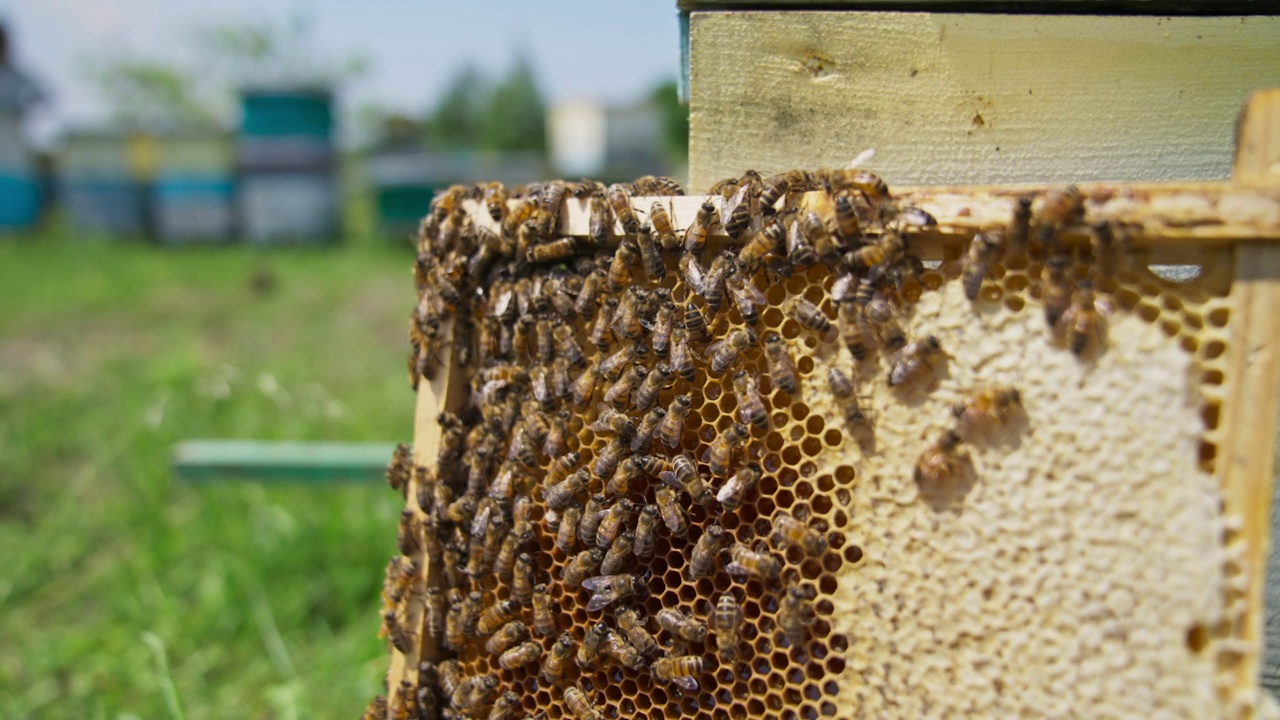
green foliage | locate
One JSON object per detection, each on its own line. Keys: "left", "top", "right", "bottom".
{"left": 424, "top": 54, "right": 547, "bottom": 153}
{"left": 0, "top": 230, "right": 412, "bottom": 718}
{"left": 650, "top": 80, "right": 689, "bottom": 162}
{"left": 87, "top": 12, "right": 368, "bottom": 129}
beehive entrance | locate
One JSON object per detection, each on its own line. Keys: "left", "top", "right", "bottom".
{"left": 368, "top": 125, "right": 1280, "bottom": 720}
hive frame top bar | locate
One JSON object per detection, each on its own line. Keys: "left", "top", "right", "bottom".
{"left": 465, "top": 181, "right": 1280, "bottom": 261}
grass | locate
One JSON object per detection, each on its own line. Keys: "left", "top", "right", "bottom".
{"left": 0, "top": 221, "right": 416, "bottom": 719}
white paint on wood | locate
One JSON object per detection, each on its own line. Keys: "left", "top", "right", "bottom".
{"left": 689, "top": 12, "right": 1280, "bottom": 190}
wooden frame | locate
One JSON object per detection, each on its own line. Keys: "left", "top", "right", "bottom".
{"left": 385, "top": 89, "right": 1280, "bottom": 715}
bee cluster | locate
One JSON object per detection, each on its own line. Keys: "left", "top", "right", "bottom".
{"left": 372, "top": 169, "right": 1144, "bottom": 720}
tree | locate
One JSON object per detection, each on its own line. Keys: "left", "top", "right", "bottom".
{"left": 90, "top": 61, "right": 220, "bottom": 129}
{"left": 423, "top": 64, "right": 488, "bottom": 150}
{"left": 650, "top": 80, "right": 689, "bottom": 162}
{"left": 479, "top": 55, "right": 546, "bottom": 153}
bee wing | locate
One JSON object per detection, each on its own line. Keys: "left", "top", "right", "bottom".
{"left": 715, "top": 478, "right": 739, "bottom": 504}
{"left": 720, "top": 185, "right": 751, "bottom": 223}
{"left": 1095, "top": 296, "right": 1116, "bottom": 316}
{"left": 580, "top": 575, "right": 615, "bottom": 592}
{"left": 725, "top": 562, "right": 748, "bottom": 578}
{"left": 657, "top": 470, "right": 683, "bottom": 491}
{"left": 586, "top": 591, "right": 618, "bottom": 613}
{"left": 705, "top": 338, "right": 726, "bottom": 359}
{"left": 672, "top": 677, "right": 700, "bottom": 692}
{"left": 470, "top": 504, "right": 492, "bottom": 538}
{"left": 846, "top": 148, "right": 876, "bottom": 169}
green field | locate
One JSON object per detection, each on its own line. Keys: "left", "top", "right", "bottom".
{"left": 0, "top": 227, "right": 415, "bottom": 718}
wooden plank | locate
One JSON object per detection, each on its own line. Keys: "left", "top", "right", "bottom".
{"left": 677, "top": 0, "right": 1270, "bottom": 12}
{"left": 171, "top": 440, "right": 397, "bottom": 483}
{"left": 386, "top": 318, "right": 468, "bottom": 716}
{"left": 475, "top": 182, "right": 1280, "bottom": 262}
{"left": 1228, "top": 89, "right": 1280, "bottom": 700}
{"left": 688, "top": 12, "right": 1280, "bottom": 190}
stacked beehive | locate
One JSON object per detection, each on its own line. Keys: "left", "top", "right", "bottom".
{"left": 365, "top": 149, "right": 1280, "bottom": 719}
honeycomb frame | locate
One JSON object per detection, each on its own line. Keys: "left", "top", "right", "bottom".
{"left": 370, "top": 94, "right": 1280, "bottom": 720}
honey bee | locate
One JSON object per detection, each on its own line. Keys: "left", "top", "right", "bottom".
{"left": 606, "top": 183, "right": 640, "bottom": 234}
{"left": 953, "top": 385, "right": 1023, "bottom": 437}
{"left": 531, "top": 583, "right": 556, "bottom": 637}
{"left": 832, "top": 193, "right": 862, "bottom": 246}
{"left": 397, "top": 509, "right": 422, "bottom": 557}
{"left": 602, "top": 529, "right": 636, "bottom": 575}
{"left": 778, "top": 585, "right": 815, "bottom": 647}
{"left": 386, "top": 442, "right": 412, "bottom": 497}
{"left": 564, "top": 684, "right": 604, "bottom": 720}
{"left": 683, "top": 300, "right": 710, "bottom": 343}
{"left": 888, "top": 336, "right": 944, "bottom": 388}
{"left": 713, "top": 594, "right": 744, "bottom": 661}
{"left": 599, "top": 341, "right": 637, "bottom": 380}
{"left": 684, "top": 199, "right": 716, "bottom": 255}
{"left": 717, "top": 464, "right": 760, "bottom": 512}
{"left": 499, "top": 640, "right": 543, "bottom": 670}
{"left": 649, "top": 300, "right": 676, "bottom": 357}
{"left": 545, "top": 451, "right": 581, "bottom": 488}
{"left": 593, "top": 436, "right": 627, "bottom": 480}
{"left": 679, "top": 256, "right": 706, "bottom": 300}
{"left": 701, "top": 251, "right": 734, "bottom": 313}
{"left": 589, "top": 301, "right": 616, "bottom": 353}
{"left": 1035, "top": 185, "right": 1084, "bottom": 248}
{"left": 650, "top": 200, "right": 678, "bottom": 249}
{"left": 721, "top": 183, "right": 753, "bottom": 240}
{"left": 657, "top": 395, "right": 693, "bottom": 449}
{"left": 537, "top": 181, "right": 569, "bottom": 236}
{"left": 732, "top": 370, "right": 768, "bottom": 429}
{"left": 602, "top": 627, "right": 646, "bottom": 669}
{"left": 636, "top": 227, "right": 665, "bottom": 281}
{"left": 828, "top": 366, "right": 871, "bottom": 428}
{"left": 802, "top": 209, "right": 839, "bottom": 260}
{"left": 512, "top": 315, "right": 536, "bottom": 360}
{"left": 485, "top": 619, "right": 529, "bottom": 654}
{"left": 424, "top": 586, "right": 446, "bottom": 641}
{"left": 513, "top": 495, "right": 533, "bottom": 538}
{"left": 553, "top": 325, "right": 586, "bottom": 367}
{"left": 556, "top": 505, "right": 583, "bottom": 552}
{"left": 762, "top": 332, "right": 798, "bottom": 394}
{"left": 487, "top": 690, "right": 520, "bottom": 720}
{"left": 726, "top": 542, "right": 782, "bottom": 580}
{"left": 651, "top": 655, "right": 705, "bottom": 693}
{"left": 545, "top": 470, "right": 585, "bottom": 510}
{"left": 837, "top": 299, "right": 869, "bottom": 360}
{"left": 477, "top": 598, "right": 519, "bottom": 637}
{"left": 579, "top": 492, "right": 607, "bottom": 540}
{"left": 726, "top": 267, "right": 767, "bottom": 324}
{"left": 437, "top": 412, "right": 465, "bottom": 474}
{"left": 591, "top": 404, "right": 636, "bottom": 439}
{"left": 604, "top": 363, "right": 646, "bottom": 409}
{"left": 689, "top": 524, "right": 727, "bottom": 580}
{"left": 669, "top": 328, "right": 697, "bottom": 381}
{"left": 550, "top": 357, "right": 573, "bottom": 399}
{"left": 578, "top": 622, "right": 610, "bottom": 668}
{"left": 360, "top": 694, "right": 387, "bottom": 720}
{"left": 1090, "top": 219, "right": 1120, "bottom": 280}
{"left": 655, "top": 486, "right": 688, "bottom": 538}
{"left": 595, "top": 500, "right": 634, "bottom": 548}
{"left": 785, "top": 212, "right": 816, "bottom": 268}
{"left": 634, "top": 363, "right": 673, "bottom": 411}
{"left": 543, "top": 633, "right": 576, "bottom": 681}
{"left": 617, "top": 607, "right": 660, "bottom": 656}
{"left": 444, "top": 594, "right": 465, "bottom": 650}
{"left": 589, "top": 192, "right": 612, "bottom": 247}
{"left": 633, "top": 504, "right": 661, "bottom": 559}
{"left": 583, "top": 573, "right": 645, "bottom": 612}
{"left": 529, "top": 236, "right": 579, "bottom": 264}
{"left": 785, "top": 296, "right": 832, "bottom": 334}
{"left": 451, "top": 674, "right": 498, "bottom": 712}
{"left": 847, "top": 229, "right": 905, "bottom": 270}
{"left": 660, "top": 454, "right": 714, "bottom": 505}
{"left": 771, "top": 511, "right": 829, "bottom": 556}
{"left": 863, "top": 294, "right": 906, "bottom": 351}
{"left": 656, "top": 607, "right": 707, "bottom": 643}
{"left": 759, "top": 169, "right": 810, "bottom": 214}
{"left": 707, "top": 328, "right": 756, "bottom": 375}
{"left": 1060, "top": 281, "right": 1108, "bottom": 355}
{"left": 563, "top": 547, "right": 603, "bottom": 588}
{"left": 543, "top": 410, "right": 571, "bottom": 458}
{"left": 817, "top": 167, "right": 890, "bottom": 204}
{"left": 383, "top": 608, "right": 413, "bottom": 654}
{"left": 606, "top": 456, "right": 642, "bottom": 496}
{"left": 1008, "top": 195, "right": 1033, "bottom": 251}
{"left": 632, "top": 406, "right": 667, "bottom": 453}
{"left": 576, "top": 268, "right": 605, "bottom": 316}
{"left": 444, "top": 493, "right": 478, "bottom": 526}
{"left": 738, "top": 215, "right": 785, "bottom": 271}
{"left": 503, "top": 196, "right": 538, "bottom": 237}
{"left": 961, "top": 230, "right": 1006, "bottom": 300}
{"left": 707, "top": 422, "right": 750, "bottom": 476}
{"left": 1041, "top": 252, "right": 1074, "bottom": 329}
{"left": 607, "top": 238, "right": 638, "bottom": 292}
{"left": 914, "top": 430, "right": 969, "bottom": 486}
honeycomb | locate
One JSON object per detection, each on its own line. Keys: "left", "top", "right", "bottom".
{"left": 371, "top": 175, "right": 1256, "bottom": 720}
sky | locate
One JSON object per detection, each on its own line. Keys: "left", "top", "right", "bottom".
{"left": 0, "top": 0, "right": 682, "bottom": 147}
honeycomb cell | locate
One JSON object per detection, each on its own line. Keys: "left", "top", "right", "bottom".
{"left": 1202, "top": 339, "right": 1226, "bottom": 360}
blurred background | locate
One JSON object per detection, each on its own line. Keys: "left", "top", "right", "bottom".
{"left": 0, "top": 1, "right": 683, "bottom": 717}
